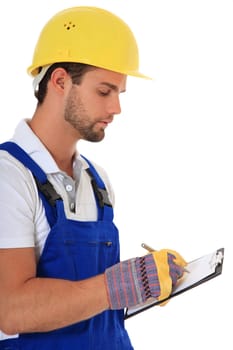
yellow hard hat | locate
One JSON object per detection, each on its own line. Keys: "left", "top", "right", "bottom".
{"left": 27, "top": 6, "right": 150, "bottom": 79}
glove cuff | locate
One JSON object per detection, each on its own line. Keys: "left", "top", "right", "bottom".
{"left": 105, "top": 258, "right": 144, "bottom": 309}
{"left": 105, "top": 255, "right": 160, "bottom": 310}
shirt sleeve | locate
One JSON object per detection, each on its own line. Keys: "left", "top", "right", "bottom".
{"left": 0, "top": 152, "right": 37, "bottom": 248}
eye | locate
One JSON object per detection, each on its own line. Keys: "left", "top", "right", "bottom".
{"left": 98, "top": 89, "right": 111, "bottom": 96}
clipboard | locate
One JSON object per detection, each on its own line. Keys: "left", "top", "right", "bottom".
{"left": 125, "top": 247, "right": 224, "bottom": 320}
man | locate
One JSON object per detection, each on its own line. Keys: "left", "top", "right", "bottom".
{"left": 0, "top": 6, "right": 187, "bottom": 349}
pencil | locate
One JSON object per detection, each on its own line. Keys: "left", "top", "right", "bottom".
{"left": 141, "top": 243, "right": 189, "bottom": 273}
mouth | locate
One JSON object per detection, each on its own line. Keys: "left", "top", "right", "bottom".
{"left": 95, "top": 121, "right": 108, "bottom": 129}
{"left": 97, "top": 117, "right": 113, "bottom": 128}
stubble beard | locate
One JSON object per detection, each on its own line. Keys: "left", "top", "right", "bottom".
{"left": 64, "top": 89, "right": 105, "bottom": 142}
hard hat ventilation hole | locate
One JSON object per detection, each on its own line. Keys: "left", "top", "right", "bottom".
{"left": 64, "top": 22, "right": 76, "bottom": 31}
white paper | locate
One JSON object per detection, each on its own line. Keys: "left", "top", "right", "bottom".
{"left": 173, "top": 251, "right": 217, "bottom": 293}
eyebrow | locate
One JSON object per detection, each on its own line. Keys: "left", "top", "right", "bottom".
{"left": 99, "top": 82, "right": 126, "bottom": 93}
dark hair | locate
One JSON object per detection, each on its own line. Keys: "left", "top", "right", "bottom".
{"left": 35, "top": 62, "right": 96, "bottom": 104}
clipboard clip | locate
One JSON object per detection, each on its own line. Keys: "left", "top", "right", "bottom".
{"left": 209, "top": 249, "right": 224, "bottom": 270}
{"left": 215, "top": 250, "right": 224, "bottom": 265}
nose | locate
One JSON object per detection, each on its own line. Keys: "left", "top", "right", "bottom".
{"left": 107, "top": 95, "right": 122, "bottom": 115}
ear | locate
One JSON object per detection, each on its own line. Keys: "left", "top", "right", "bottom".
{"left": 50, "top": 68, "right": 71, "bottom": 93}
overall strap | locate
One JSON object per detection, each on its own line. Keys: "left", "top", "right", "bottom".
{"left": 0, "top": 142, "right": 114, "bottom": 223}
{"left": 0, "top": 142, "right": 61, "bottom": 227}
{"left": 82, "top": 155, "right": 113, "bottom": 221}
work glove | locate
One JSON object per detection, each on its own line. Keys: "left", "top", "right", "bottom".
{"left": 104, "top": 249, "right": 187, "bottom": 309}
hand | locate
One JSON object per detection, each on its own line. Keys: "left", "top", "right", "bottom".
{"left": 152, "top": 249, "right": 187, "bottom": 304}
{"left": 104, "top": 249, "right": 187, "bottom": 310}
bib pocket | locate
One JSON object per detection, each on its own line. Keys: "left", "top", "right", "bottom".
{"left": 37, "top": 220, "right": 120, "bottom": 281}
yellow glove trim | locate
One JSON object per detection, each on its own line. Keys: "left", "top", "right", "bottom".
{"left": 152, "top": 249, "right": 187, "bottom": 302}
{"left": 152, "top": 250, "right": 172, "bottom": 302}
{"left": 160, "top": 249, "right": 187, "bottom": 268}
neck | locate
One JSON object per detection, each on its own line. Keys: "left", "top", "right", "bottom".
{"left": 28, "top": 112, "right": 78, "bottom": 178}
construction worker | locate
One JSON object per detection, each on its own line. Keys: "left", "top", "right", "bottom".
{"left": 0, "top": 6, "right": 187, "bottom": 349}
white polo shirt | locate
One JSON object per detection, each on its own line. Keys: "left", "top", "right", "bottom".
{"left": 0, "top": 120, "right": 115, "bottom": 259}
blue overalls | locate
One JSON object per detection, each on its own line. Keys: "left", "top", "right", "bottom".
{"left": 0, "top": 142, "right": 134, "bottom": 350}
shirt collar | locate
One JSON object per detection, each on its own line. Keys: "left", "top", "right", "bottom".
{"left": 11, "top": 119, "right": 88, "bottom": 175}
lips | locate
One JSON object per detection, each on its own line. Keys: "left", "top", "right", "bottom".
{"left": 97, "top": 121, "right": 109, "bottom": 129}
{"left": 97, "top": 116, "right": 113, "bottom": 127}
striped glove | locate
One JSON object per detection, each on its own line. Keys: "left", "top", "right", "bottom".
{"left": 104, "top": 249, "right": 187, "bottom": 309}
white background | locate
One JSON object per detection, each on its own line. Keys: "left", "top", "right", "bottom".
{"left": 0, "top": 0, "right": 232, "bottom": 348}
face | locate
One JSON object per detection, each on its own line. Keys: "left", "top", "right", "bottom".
{"left": 64, "top": 68, "right": 127, "bottom": 142}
